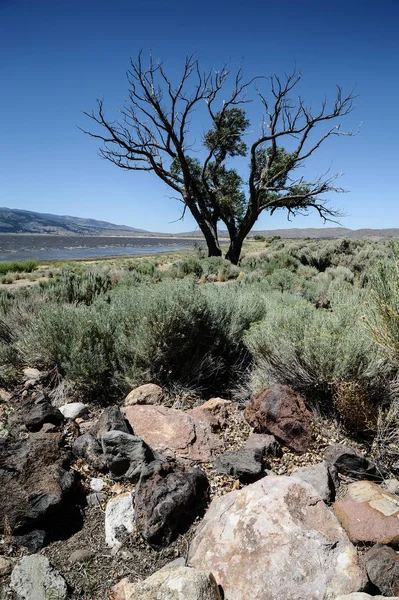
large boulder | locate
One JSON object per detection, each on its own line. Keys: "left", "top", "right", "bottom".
{"left": 10, "top": 555, "right": 68, "bottom": 600}
{"left": 123, "top": 405, "right": 223, "bottom": 462}
{"left": 123, "top": 383, "right": 164, "bottom": 406}
{"left": 101, "top": 430, "right": 157, "bottom": 481}
{"left": 0, "top": 436, "right": 74, "bottom": 533}
{"left": 114, "top": 566, "right": 222, "bottom": 600}
{"left": 325, "top": 445, "right": 385, "bottom": 484}
{"left": 188, "top": 475, "right": 366, "bottom": 600}
{"left": 334, "top": 481, "right": 399, "bottom": 544}
{"left": 135, "top": 460, "right": 209, "bottom": 548}
{"left": 244, "top": 384, "right": 312, "bottom": 453}
{"left": 364, "top": 544, "right": 399, "bottom": 596}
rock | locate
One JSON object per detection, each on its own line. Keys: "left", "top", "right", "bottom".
{"left": 23, "top": 367, "right": 42, "bottom": 381}
{"left": 59, "top": 402, "right": 88, "bottom": 420}
{"left": 244, "top": 384, "right": 312, "bottom": 453}
{"left": 72, "top": 433, "right": 107, "bottom": 471}
{"left": 68, "top": 548, "right": 95, "bottom": 564}
{"left": 0, "top": 436, "right": 74, "bottom": 533}
{"left": 124, "top": 383, "right": 164, "bottom": 406}
{"left": 0, "top": 556, "right": 13, "bottom": 577}
{"left": 135, "top": 460, "right": 209, "bottom": 548}
{"left": 91, "top": 406, "right": 132, "bottom": 439}
{"left": 214, "top": 447, "right": 264, "bottom": 483}
{"left": 10, "top": 555, "right": 68, "bottom": 600}
{"left": 101, "top": 430, "right": 156, "bottom": 481}
{"left": 188, "top": 398, "right": 239, "bottom": 431}
{"left": 123, "top": 405, "right": 223, "bottom": 463}
{"left": 86, "top": 491, "right": 107, "bottom": 507}
{"left": 13, "top": 530, "right": 47, "bottom": 554}
{"left": 160, "top": 557, "right": 186, "bottom": 571}
{"left": 291, "top": 461, "right": 335, "bottom": 502}
{"left": 364, "top": 544, "right": 399, "bottom": 596}
{"left": 382, "top": 478, "right": 399, "bottom": 495}
{"left": 105, "top": 492, "right": 135, "bottom": 553}
{"left": 325, "top": 445, "right": 385, "bottom": 483}
{"left": 21, "top": 400, "right": 65, "bottom": 432}
{"left": 117, "top": 567, "right": 222, "bottom": 600}
{"left": 245, "top": 432, "right": 282, "bottom": 457}
{"left": 189, "top": 475, "right": 366, "bottom": 600}
{"left": 0, "top": 422, "right": 9, "bottom": 439}
{"left": 334, "top": 480, "right": 399, "bottom": 544}
{"left": 336, "top": 595, "right": 399, "bottom": 600}
{"left": 90, "top": 477, "right": 106, "bottom": 492}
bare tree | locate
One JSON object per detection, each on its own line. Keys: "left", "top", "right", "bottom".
{"left": 82, "top": 52, "right": 355, "bottom": 264}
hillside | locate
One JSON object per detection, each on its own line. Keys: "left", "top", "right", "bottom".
{"left": 0, "top": 207, "right": 148, "bottom": 235}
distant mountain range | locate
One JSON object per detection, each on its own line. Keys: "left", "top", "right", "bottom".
{"left": 0, "top": 208, "right": 398, "bottom": 240}
{"left": 0, "top": 207, "right": 148, "bottom": 235}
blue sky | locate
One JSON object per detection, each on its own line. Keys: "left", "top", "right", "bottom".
{"left": 1, "top": 0, "right": 398, "bottom": 233}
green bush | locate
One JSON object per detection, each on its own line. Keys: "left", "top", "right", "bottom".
{"left": 0, "top": 260, "right": 38, "bottom": 275}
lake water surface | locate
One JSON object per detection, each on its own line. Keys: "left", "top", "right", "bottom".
{"left": 0, "top": 235, "right": 203, "bottom": 262}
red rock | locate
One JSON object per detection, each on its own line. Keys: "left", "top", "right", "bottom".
{"left": 122, "top": 405, "right": 223, "bottom": 462}
{"left": 334, "top": 481, "right": 399, "bottom": 544}
{"left": 245, "top": 384, "right": 312, "bottom": 453}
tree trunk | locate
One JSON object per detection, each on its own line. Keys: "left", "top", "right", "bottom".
{"left": 225, "top": 235, "right": 244, "bottom": 265}
{"left": 188, "top": 200, "right": 222, "bottom": 258}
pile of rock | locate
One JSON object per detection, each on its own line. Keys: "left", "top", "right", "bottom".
{"left": 2, "top": 380, "right": 399, "bottom": 599}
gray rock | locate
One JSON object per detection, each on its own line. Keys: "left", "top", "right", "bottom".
{"left": 245, "top": 433, "right": 282, "bottom": 457}
{"left": 0, "top": 556, "right": 13, "bottom": 577}
{"left": 10, "top": 555, "right": 68, "bottom": 600}
{"left": 91, "top": 406, "right": 132, "bottom": 439}
{"left": 324, "top": 445, "right": 386, "bottom": 484}
{"left": 86, "top": 491, "right": 107, "bottom": 507}
{"left": 116, "top": 566, "right": 222, "bottom": 599}
{"left": 188, "top": 475, "right": 367, "bottom": 600}
{"left": 68, "top": 548, "right": 95, "bottom": 564}
{"left": 382, "top": 478, "right": 399, "bottom": 495}
{"left": 291, "top": 461, "right": 335, "bottom": 502}
{"left": 59, "top": 402, "right": 88, "bottom": 420}
{"left": 135, "top": 460, "right": 209, "bottom": 548}
{"left": 336, "top": 595, "right": 399, "bottom": 600}
{"left": 105, "top": 492, "right": 135, "bottom": 553}
{"left": 364, "top": 544, "right": 399, "bottom": 596}
{"left": 72, "top": 433, "right": 106, "bottom": 472}
{"left": 101, "top": 430, "right": 156, "bottom": 481}
{"left": 13, "top": 530, "right": 47, "bottom": 554}
{"left": 214, "top": 447, "right": 264, "bottom": 483}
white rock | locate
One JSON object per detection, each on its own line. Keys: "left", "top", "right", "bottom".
{"left": 105, "top": 492, "right": 135, "bottom": 553}
{"left": 337, "top": 595, "right": 399, "bottom": 600}
{"left": 23, "top": 367, "right": 41, "bottom": 382}
{"left": 59, "top": 402, "right": 88, "bottom": 420}
{"left": 90, "top": 477, "right": 106, "bottom": 492}
{"left": 189, "top": 475, "right": 366, "bottom": 600}
{"left": 10, "top": 555, "right": 68, "bottom": 600}
{"left": 122, "top": 566, "right": 222, "bottom": 599}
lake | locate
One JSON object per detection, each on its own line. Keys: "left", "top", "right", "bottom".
{"left": 0, "top": 235, "right": 204, "bottom": 262}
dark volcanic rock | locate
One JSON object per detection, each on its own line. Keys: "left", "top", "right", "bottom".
{"left": 0, "top": 436, "right": 75, "bottom": 533}
{"left": 90, "top": 406, "right": 132, "bottom": 439}
{"left": 101, "top": 430, "right": 157, "bottom": 481}
{"left": 364, "top": 544, "right": 399, "bottom": 596}
{"left": 22, "top": 399, "right": 65, "bottom": 432}
{"left": 135, "top": 460, "right": 209, "bottom": 548}
{"left": 324, "top": 444, "right": 386, "bottom": 483}
{"left": 72, "top": 433, "right": 107, "bottom": 472}
{"left": 214, "top": 448, "right": 265, "bottom": 483}
{"left": 13, "top": 529, "right": 47, "bottom": 554}
{"left": 245, "top": 384, "right": 312, "bottom": 453}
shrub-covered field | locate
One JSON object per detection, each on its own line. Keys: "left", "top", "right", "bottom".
{"left": 1, "top": 237, "right": 399, "bottom": 461}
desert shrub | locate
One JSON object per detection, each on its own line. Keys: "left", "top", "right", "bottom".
{"left": 0, "top": 260, "right": 38, "bottom": 275}
{"left": 167, "top": 256, "right": 203, "bottom": 279}
{"left": 244, "top": 290, "right": 388, "bottom": 417}
{"left": 48, "top": 268, "right": 113, "bottom": 305}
